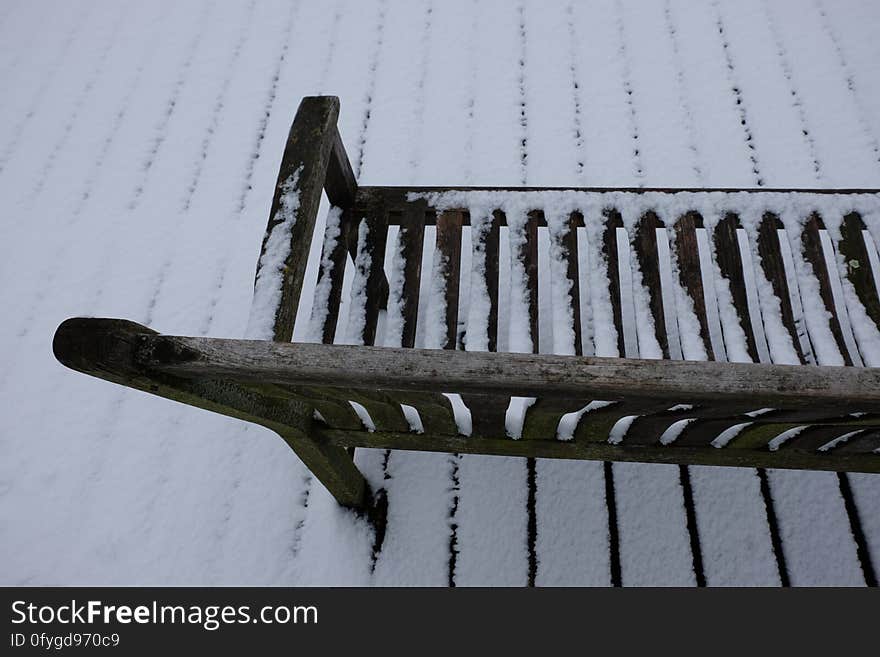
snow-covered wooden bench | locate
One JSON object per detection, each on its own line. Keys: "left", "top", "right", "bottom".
{"left": 53, "top": 96, "right": 880, "bottom": 510}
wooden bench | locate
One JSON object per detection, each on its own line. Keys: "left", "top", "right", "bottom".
{"left": 53, "top": 96, "right": 880, "bottom": 511}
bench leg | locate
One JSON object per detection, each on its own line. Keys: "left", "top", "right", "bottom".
{"left": 276, "top": 429, "right": 366, "bottom": 508}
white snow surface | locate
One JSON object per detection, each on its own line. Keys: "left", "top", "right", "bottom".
{"left": 2, "top": 0, "right": 880, "bottom": 586}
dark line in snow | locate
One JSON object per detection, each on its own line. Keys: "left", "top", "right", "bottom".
{"left": 760, "top": 0, "right": 823, "bottom": 184}
{"left": 461, "top": 0, "right": 480, "bottom": 185}
{"left": 0, "top": 2, "right": 94, "bottom": 175}
{"left": 604, "top": 462, "right": 622, "bottom": 586}
{"left": 30, "top": 0, "right": 134, "bottom": 201}
{"left": 813, "top": 0, "right": 880, "bottom": 172}
{"left": 407, "top": 1, "right": 434, "bottom": 182}
{"left": 181, "top": 0, "right": 257, "bottom": 212}
{"left": 234, "top": 0, "right": 301, "bottom": 215}
{"left": 129, "top": 0, "right": 216, "bottom": 210}
{"left": 612, "top": 0, "right": 644, "bottom": 184}
{"left": 565, "top": 3, "right": 585, "bottom": 182}
{"left": 678, "top": 465, "right": 705, "bottom": 586}
{"left": 316, "top": 0, "right": 343, "bottom": 96}
{"left": 837, "top": 472, "right": 878, "bottom": 587}
{"left": 517, "top": 2, "right": 528, "bottom": 186}
{"left": 526, "top": 455, "right": 537, "bottom": 587}
{"left": 711, "top": 1, "right": 764, "bottom": 187}
{"left": 447, "top": 454, "right": 461, "bottom": 587}
{"left": 757, "top": 468, "right": 790, "bottom": 586}
{"left": 290, "top": 472, "right": 312, "bottom": 559}
{"left": 369, "top": 450, "right": 393, "bottom": 573}
{"left": 354, "top": 0, "right": 387, "bottom": 179}
{"left": 662, "top": 0, "right": 703, "bottom": 185}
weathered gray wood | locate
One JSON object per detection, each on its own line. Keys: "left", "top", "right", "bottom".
{"left": 397, "top": 203, "right": 427, "bottom": 349}
{"left": 115, "top": 329, "right": 880, "bottom": 411}
{"left": 436, "top": 210, "right": 464, "bottom": 350}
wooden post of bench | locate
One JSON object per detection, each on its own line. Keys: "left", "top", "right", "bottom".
{"left": 248, "top": 96, "right": 367, "bottom": 508}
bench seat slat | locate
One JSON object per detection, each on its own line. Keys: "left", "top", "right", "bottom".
{"left": 802, "top": 213, "right": 860, "bottom": 366}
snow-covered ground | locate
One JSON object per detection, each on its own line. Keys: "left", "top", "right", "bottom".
{"left": 2, "top": 0, "right": 880, "bottom": 586}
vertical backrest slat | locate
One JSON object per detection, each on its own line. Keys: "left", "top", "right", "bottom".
{"left": 564, "top": 211, "right": 584, "bottom": 356}
{"left": 520, "top": 210, "right": 541, "bottom": 352}
{"left": 436, "top": 210, "right": 464, "bottom": 350}
{"left": 484, "top": 210, "right": 502, "bottom": 352}
{"left": 398, "top": 203, "right": 427, "bottom": 349}
{"left": 601, "top": 209, "right": 628, "bottom": 357}
{"left": 358, "top": 210, "right": 391, "bottom": 348}
{"left": 315, "top": 208, "right": 358, "bottom": 345}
